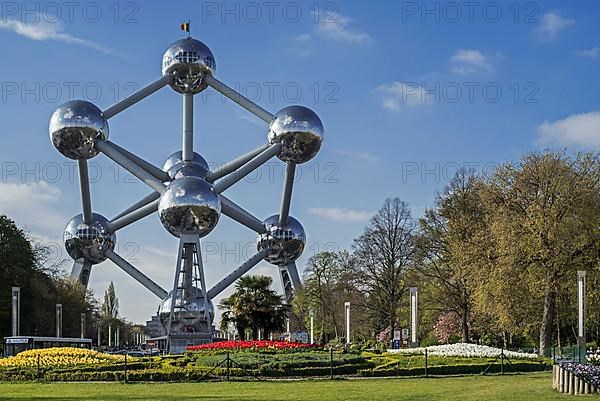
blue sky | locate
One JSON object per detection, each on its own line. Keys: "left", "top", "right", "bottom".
{"left": 1, "top": 0, "right": 600, "bottom": 324}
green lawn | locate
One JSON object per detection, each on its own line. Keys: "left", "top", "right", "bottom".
{"left": 0, "top": 372, "right": 579, "bottom": 401}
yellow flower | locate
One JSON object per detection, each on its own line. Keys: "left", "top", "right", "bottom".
{"left": 0, "top": 347, "right": 131, "bottom": 368}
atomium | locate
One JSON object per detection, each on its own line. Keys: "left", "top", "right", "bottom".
{"left": 257, "top": 215, "right": 306, "bottom": 266}
{"left": 159, "top": 287, "right": 215, "bottom": 333}
{"left": 158, "top": 176, "right": 221, "bottom": 238}
{"left": 163, "top": 151, "right": 209, "bottom": 179}
{"left": 268, "top": 105, "right": 323, "bottom": 164}
{"left": 162, "top": 37, "right": 216, "bottom": 94}
{"left": 50, "top": 35, "right": 324, "bottom": 351}
{"left": 64, "top": 213, "right": 115, "bottom": 264}
{"left": 49, "top": 100, "right": 109, "bottom": 160}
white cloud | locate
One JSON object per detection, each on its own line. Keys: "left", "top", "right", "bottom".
{"left": 375, "top": 81, "right": 434, "bottom": 111}
{"left": 0, "top": 181, "right": 66, "bottom": 237}
{"left": 0, "top": 18, "right": 112, "bottom": 54}
{"left": 291, "top": 12, "right": 371, "bottom": 55}
{"left": 333, "top": 150, "right": 378, "bottom": 162}
{"left": 294, "top": 33, "right": 311, "bottom": 43}
{"left": 316, "top": 13, "right": 371, "bottom": 44}
{"left": 450, "top": 49, "right": 492, "bottom": 75}
{"left": 236, "top": 113, "right": 263, "bottom": 126}
{"left": 289, "top": 34, "right": 313, "bottom": 57}
{"left": 537, "top": 111, "right": 600, "bottom": 148}
{"left": 574, "top": 47, "right": 600, "bottom": 59}
{"left": 308, "top": 207, "right": 373, "bottom": 223}
{"left": 533, "top": 11, "right": 574, "bottom": 42}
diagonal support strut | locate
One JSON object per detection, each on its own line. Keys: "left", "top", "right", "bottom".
{"left": 105, "top": 249, "right": 168, "bottom": 299}
{"left": 103, "top": 75, "right": 173, "bottom": 119}
{"left": 206, "top": 248, "right": 270, "bottom": 299}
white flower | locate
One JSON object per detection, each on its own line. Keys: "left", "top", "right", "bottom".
{"left": 387, "top": 343, "right": 538, "bottom": 359}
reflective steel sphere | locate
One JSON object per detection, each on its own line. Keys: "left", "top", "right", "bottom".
{"left": 49, "top": 100, "right": 109, "bottom": 160}
{"left": 257, "top": 215, "right": 306, "bottom": 266}
{"left": 268, "top": 105, "right": 323, "bottom": 164}
{"left": 162, "top": 37, "right": 216, "bottom": 94}
{"left": 64, "top": 213, "right": 116, "bottom": 264}
{"left": 163, "top": 151, "right": 209, "bottom": 179}
{"left": 159, "top": 287, "right": 215, "bottom": 333}
{"left": 158, "top": 176, "right": 221, "bottom": 237}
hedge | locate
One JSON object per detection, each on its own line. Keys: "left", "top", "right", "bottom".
{"left": 359, "top": 361, "right": 550, "bottom": 377}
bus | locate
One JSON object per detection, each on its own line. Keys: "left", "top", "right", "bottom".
{"left": 2, "top": 336, "right": 92, "bottom": 357}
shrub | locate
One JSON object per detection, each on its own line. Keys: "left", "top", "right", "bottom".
{"left": 359, "top": 360, "right": 549, "bottom": 377}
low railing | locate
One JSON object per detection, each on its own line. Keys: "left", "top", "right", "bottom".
{"left": 553, "top": 364, "right": 600, "bottom": 395}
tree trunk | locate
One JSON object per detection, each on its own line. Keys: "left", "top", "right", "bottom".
{"left": 461, "top": 307, "right": 470, "bottom": 343}
{"left": 539, "top": 288, "right": 556, "bottom": 356}
{"left": 556, "top": 301, "right": 561, "bottom": 350}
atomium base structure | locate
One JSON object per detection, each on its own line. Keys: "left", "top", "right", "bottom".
{"left": 50, "top": 37, "right": 324, "bottom": 353}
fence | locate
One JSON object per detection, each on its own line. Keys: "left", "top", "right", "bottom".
{"left": 553, "top": 364, "right": 600, "bottom": 395}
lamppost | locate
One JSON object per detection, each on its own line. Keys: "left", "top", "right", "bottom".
{"left": 409, "top": 287, "right": 419, "bottom": 348}
{"left": 56, "top": 304, "right": 63, "bottom": 338}
{"left": 578, "top": 271, "right": 586, "bottom": 363}
{"left": 309, "top": 310, "right": 314, "bottom": 345}
{"left": 80, "top": 313, "right": 86, "bottom": 339}
{"left": 344, "top": 302, "right": 351, "bottom": 345}
{"left": 11, "top": 287, "right": 20, "bottom": 337}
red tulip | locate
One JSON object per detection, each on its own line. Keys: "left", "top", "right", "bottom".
{"left": 186, "top": 340, "right": 318, "bottom": 351}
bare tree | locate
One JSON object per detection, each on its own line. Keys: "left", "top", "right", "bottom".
{"left": 354, "top": 198, "right": 417, "bottom": 337}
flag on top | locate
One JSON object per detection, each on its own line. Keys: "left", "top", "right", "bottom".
{"left": 181, "top": 21, "right": 190, "bottom": 33}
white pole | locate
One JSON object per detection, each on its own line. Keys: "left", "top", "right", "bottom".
{"left": 108, "top": 325, "right": 112, "bottom": 347}
{"left": 410, "top": 287, "right": 419, "bottom": 347}
{"left": 344, "top": 302, "right": 351, "bottom": 345}
{"left": 578, "top": 271, "right": 586, "bottom": 338}
{"left": 56, "top": 304, "right": 63, "bottom": 338}
{"left": 578, "top": 271, "right": 586, "bottom": 362}
{"left": 11, "top": 287, "right": 20, "bottom": 337}
{"left": 310, "top": 311, "right": 314, "bottom": 344}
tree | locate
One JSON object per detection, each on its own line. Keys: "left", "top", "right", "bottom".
{"left": 219, "top": 275, "right": 287, "bottom": 340}
{"left": 294, "top": 251, "right": 369, "bottom": 343}
{"left": 482, "top": 152, "right": 600, "bottom": 354}
{"left": 353, "top": 198, "right": 416, "bottom": 338}
{"left": 0, "top": 215, "right": 37, "bottom": 338}
{"left": 101, "top": 282, "right": 119, "bottom": 320}
{"left": 1, "top": 215, "right": 98, "bottom": 340}
{"left": 415, "top": 170, "right": 485, "bottom": 342}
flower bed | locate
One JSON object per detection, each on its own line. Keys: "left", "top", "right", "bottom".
{"left": 588, "top": 349, "right": 600, "bottom": 365}
{"left": 388, "top": 343, "right": 538, "bottom": 360}
{"left": 186, "top": 340, "right": 318, "bottom": 352}
{"left": 0, "top": 348, "right": 126, "bottom": 368}
{"left": 560, "top": 362, "right": 600, "bottom": 388}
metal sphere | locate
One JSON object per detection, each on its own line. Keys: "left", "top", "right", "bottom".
{"left": 162, "top": 37, "right": 216, "bottom": 94}
{"left": 268, "top": 105, "right": 323, "bottom": 164}
{"left": 49, "top": 100, "right": 109, "bottom": 160}
{"left": 163, "top": 151, "right": 209, "bottom": 179}
{"left": 257, "top": 215, "right": 306, "bottom": 266}
{"left": 159, "top": 287, "right": 215, "bottom": 333}
{"left": 64, "top": 213, "right": 116, "bottom": 264}
{"left": 158, "top": 176, "right": 221, "bottom": 238}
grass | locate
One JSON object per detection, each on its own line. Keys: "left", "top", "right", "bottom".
{"left": 0, "top": 372, "right": 578, "bottom": 400}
